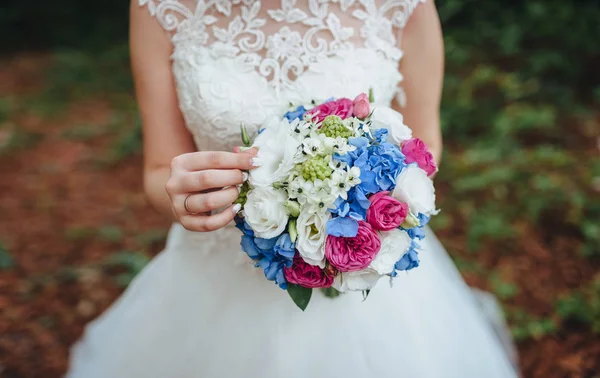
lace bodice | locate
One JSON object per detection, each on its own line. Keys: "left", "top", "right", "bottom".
{"left": 140, "top": 0, "right": 425, "bottom": 151}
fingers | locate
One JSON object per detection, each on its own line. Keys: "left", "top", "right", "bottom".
{"left": 180, "top": 204, "right": 239, "bottom": 232}
{"left": 171, "top": 149, "right": 259, "bottom": 172}
{"left": 181, "top": 186, "right": 240, "bottom": 214}
{"left": 177, "top": 169, "right": 246, "bottom": 193}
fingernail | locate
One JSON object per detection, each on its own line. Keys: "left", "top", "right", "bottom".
{"left": 251, "top": 157, "right": 262, "bottom": 167}
{"left": 232, "top": 204, "right": 242, "bottom": 214}
{"left": 236, "top": 185, "right": 242, "bottom": 193}
{"left": 242, "top": 172, "right": 249, "bottom": 182}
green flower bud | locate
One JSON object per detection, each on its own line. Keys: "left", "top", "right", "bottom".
{"left": 288, "top": 219, "right": 298, "bottom": 243}
{"left": 240, "top": 123, "right": 251, "bottom": 147}
{"left": 300, "top": 156, "right": 333, "bottom": 181}
{"left": 233, "top": 181, "right": 250, "bottom": 206}
{"left": 401, "top": 212, "right": 420, "bottom": 229}
{"left": 285, "top": 200, "right": 301, "bottom": 217}
{"left": 318, "top": 115, "right": 354, "bottom": 139}
{"left": 368, "top": 88, "right": 375, "bottom": 103}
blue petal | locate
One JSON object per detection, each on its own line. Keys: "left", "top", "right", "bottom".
{"left": 395, "top": 249, "right": 420, "bottom": 271}
{"left": 354, "top": 186, "right": 371, "bottom": 210}
{"left": 326, "top": 217, "right": 359, "bottom": 237}
{"left": 349, "top": 201, "right": 367, "bottom": 220}
{"left": 283, "top": 105, "right": 307, "bottom": 121}
{"left": 348, "top": 137, "right": 369, "bottom": 148}
{"left": 359, "top": 170, "right": 379, "bottom": 194}
{"left": 255, "top": 237, "right": 278, "bottom": 250}
{"left": 263, "top": 260, "right": 281, "bottom": 281}
{"left": 241, "top": 235, "right": 262, "bottom": 259}
{"left": 275, "top": 268, "right": 288, "bottom": 290}
{"left": 354, "top": 149, "right": 370, "bottom": 168}
{"left": 329, "top": 196, "right": 350, "bottom": 217}
{"left": 235, "top": 220, "right": 254, "bottom": 236}
{"left": 373, "top": 128, "right": 388, "bottom": 143}
{"left": 333, "top": 152, "right": 354, "bottom": 165}
{"left": 418, "top": 213, "right": 431, "bottom": 227}
{"left": 403, "top": 226, "right": 426, "bottom": 240}
{"left": 348, "top": 211, "right": 364, "bottom": 221}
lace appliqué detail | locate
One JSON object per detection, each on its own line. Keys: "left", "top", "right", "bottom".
{"left": 140, "top": 0, "right": 425, "bottom": 93}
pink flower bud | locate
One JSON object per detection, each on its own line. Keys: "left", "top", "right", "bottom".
{"left": 352, "top": 93, "right": 370, "bottom": 119}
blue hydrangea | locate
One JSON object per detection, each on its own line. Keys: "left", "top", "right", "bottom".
{"left": 368, "top": 142, "right": 406, "bottom": 191}
{"left": 283, "top": 105, "right": 307, "bottom": 121}
{"left": 394, "top": 241, "right": 420, "bottom": 271}
{"left": 236, "top": 219, "right": 293, "bottom": 290}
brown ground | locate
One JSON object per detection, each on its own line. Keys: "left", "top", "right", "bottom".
{"left": 0, "top": 54, "right": 598, "bottom": 378}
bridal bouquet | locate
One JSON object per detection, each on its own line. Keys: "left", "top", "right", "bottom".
{"left": 235, "top": 92, "right": 438, "bottom": 310}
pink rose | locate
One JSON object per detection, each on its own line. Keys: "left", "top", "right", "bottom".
{"left": 284, "top": 254, "right": 335, "bottom": 288}
{"left": 307, "top": 98, "right": 354, "bottom": 123}
{"left": 402, "top": 138, "right": 437, "bottom": 176}
{"left": 352, "top": 93, "right": 370, "bottom": 119}
{"left": 366, "top": 191, "right": 408, "bottom": 231}
{"left": 325, "top": 221, "right": 381, "bottom": 272}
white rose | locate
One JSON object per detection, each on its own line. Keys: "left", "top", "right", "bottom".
{"left": 370, "top": 106, "right": 412, "bottom": 145}
{"left": 392, "top": 165, "right": 437, "bottom": 216}
{"left": 296, "top": 209, "right": 329, "bottom": 267}
{"left": 369, "top": 229, "right": 412, "bottom": 275}
{"left": 332, "top": 269, "right": 382, "bottom": 292}
{"left": 249, "top": 117, "right": 301, "bottom": 187}
{"left": 243, "top": 186, "right": 289, "bottom": 239}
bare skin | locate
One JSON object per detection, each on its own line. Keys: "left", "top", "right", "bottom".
{"left": 129, "top": 0, "right": 444, "bottom": 232}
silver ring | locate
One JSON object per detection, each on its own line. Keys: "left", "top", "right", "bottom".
{"left": 184, "top": 194, "right": 195, "bottom": 214}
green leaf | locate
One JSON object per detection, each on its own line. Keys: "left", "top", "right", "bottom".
{"left": 287, "top": 284, "right": 312, "bottom": 311}
{"left": 321, "top": 287, "right": 340, "bottom": 298}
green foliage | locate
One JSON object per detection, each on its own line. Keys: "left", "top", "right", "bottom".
{"left": 97, "top": 226, "right": 124, "bottom": 243}
{"left": 0, "top": 242, "right": 15, "bottom": 270}
{"left": 287, "top": 285, "right": 312, "bottom": 311}
{"left": 508, "top": 309, "right": 557, "bottom": 342}
{"left": 556, "top": 276, "right": 600, "bottom": 334}
{"left": 488, "top": 272, "right": 519, "bottom": 300}
{"left": 61, "top": 124, "right": 108, "bottom": 141}
{"left": 104, "top": 251, "right": 150, "bottom": 287}
{"left": 321, "top": 287, "right": 341, "bottom": 298}
{"left": 28, "top": 45, "right": 132, "bottom": 116}
{"left": 65, "top": 225, "right": 124, "bottom": 243}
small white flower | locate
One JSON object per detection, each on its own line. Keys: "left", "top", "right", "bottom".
{"left": 243, "top": 186, "right": 289, "bottom": 239}
{"left": 392, "top": 165, "right": 437, "bottom": 216}
{"left": 291, "top": 119, "right": 314, "bottom": 140}
{"left": 333, "top": 136, "right": 356, "bottom": 155}
{"left": 249, "top": 117, "right": 301, "bottom": 187}
{"left": 370, "top": 106, "right": 412, "bottom": 145}
{"left": 288, "top": 176, "right": 313, "bottom": 200}
{"left": 296, "top": 209, "right": 330, "bottom": 267}
{"left": 329, "top": 166, "right": 361, "bottom": 200}
{"left": 344, "top": 117, "right": 364, "bottom": 137}
{"left": 369, "top": 229, "right": 412, "bottom": 275}
{"left": 332, "top": 269, "right": 382, "bottom": 292}
{"left": 302, "top": 137, "right": 325, "bottom": 157}
{"left": 329, "top": 158, "right": 347, "bottom": 171}
{"left": 303, "top": 184, "right": 337, "bottom": 213}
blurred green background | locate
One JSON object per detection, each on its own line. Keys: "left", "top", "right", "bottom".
{"left": 0, "top": 0, "right": 599, "bottom": 377}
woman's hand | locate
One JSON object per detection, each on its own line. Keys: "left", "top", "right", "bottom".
{"left": 166, "top": 149, "right": 258, "bottom": 232}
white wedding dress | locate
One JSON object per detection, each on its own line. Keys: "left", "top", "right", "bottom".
{"left": 67, "top": 0, "right": 519, "bottom": 377}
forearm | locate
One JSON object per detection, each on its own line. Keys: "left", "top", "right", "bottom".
{"left": 144, "top": 166, "right": 178, "bottom": 221}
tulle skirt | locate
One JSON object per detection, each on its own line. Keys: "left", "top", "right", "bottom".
{"left": 67, "top": 224, "right": 518, "bottom": 378}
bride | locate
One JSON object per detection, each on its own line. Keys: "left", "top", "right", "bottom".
{"left": 67, "top": 0, "right": 519, "bottom": 377}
